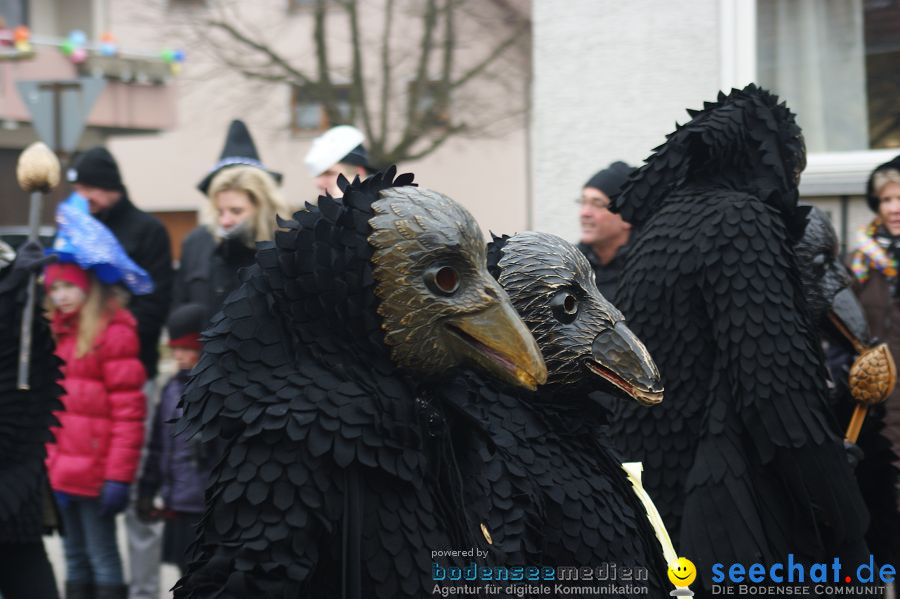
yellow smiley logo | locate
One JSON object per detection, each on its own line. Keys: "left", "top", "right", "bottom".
{"left": 667, "top": 557, "right": 696, "bottom": 588}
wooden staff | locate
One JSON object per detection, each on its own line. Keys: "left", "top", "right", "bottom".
{"left": 829, "top": 312, "right": 897, "bottom": 444}
{"left": 16, "top": 142, "right": 60, "bottom": 390}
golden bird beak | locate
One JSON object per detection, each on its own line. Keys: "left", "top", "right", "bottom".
{"left": 445, "top": 299, "right": 547, "bottom": 391}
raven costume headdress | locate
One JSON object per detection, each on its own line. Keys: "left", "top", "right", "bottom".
{"left": 440, "top": 232, "right": 670, "bottom": 598}
{"left": 174, "top": 168, "right": 545, "bottom": 598}
{"left": 608, "top": 85, "right": 870, "bottom": 592}
{"left": 798, "top": 208, "right": 900, "bottom": 570}
{"left": 613, "top": 83, "right": 809, "bottom": 239}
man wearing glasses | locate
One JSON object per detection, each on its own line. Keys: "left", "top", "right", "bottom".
{"left": 576, "top": 161, "right": 635, "bottom": 302}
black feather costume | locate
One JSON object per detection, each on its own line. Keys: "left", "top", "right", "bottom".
{"left": 608, "top": 85, "right": 870, "bottom": 591}
{"left": 795, "top": 207, "right": 900, "bottom": 569}
{"left": 440, "top": 232, "right": 670, "bottom": 598}
{"left": 0, "top": 243, "right": 63, "bottom": 546}
{"left": 173, "top": 168, "right": 547, "bottom": 599}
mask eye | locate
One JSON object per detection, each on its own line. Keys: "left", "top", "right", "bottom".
{"left": 812, "top": 254, "right": 828, "bottom": 272}
{"left": 551, "top": 291, "right": 578, "bottom": 323}
{"left": 425, "top": 265, "right": 460, "bottom": 295}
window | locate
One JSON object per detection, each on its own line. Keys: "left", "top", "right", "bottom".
{"left": 757, "top": 0, "right": 900, "bottom": 152}
{"left": 287, "top": 0, "right": 317, "bottom": 12}
{"left": 290, "top": 83, "right": 352, "bottom": 133}
{"left": 0, "top": 0, "right": 27, "bottom": 27}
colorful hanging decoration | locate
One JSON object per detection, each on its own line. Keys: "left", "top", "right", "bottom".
{"left": 49, "top": 30, "right": 184, "bottom": 75}
{"left": 60, "top": 30, "right": 88, "bottom": 63}
{"left": 13, "top": 25, "right": 30, "bottom": 52}
{"left": 68, "top": 30, "right": 87, "bottom": 47}
{"left": 160, "top": 48, "right": 186, "bottom": 74}
{"left": 70, "top": 46, "right": 88, "bottom": 64}
{"left": 98, "top": 32, "right": 118, "bottom": 57}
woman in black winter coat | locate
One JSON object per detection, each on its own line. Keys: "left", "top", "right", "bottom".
{"left": 173, "top": 164, "right": 291, "bottom": 323}
{"left": 847, "top": 153, "right": 900, "bottom": 569}
{"left": 0, "top": 241, "right": 64, "bottom": 599}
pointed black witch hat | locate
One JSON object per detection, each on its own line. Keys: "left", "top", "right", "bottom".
{"left": 196, "top": 119, "right": 283, "bottom": 194}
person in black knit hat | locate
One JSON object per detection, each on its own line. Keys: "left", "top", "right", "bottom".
{"left": 67, "top": 146, "right": 173, "bottom": 380}
{"left": 576, "top": 160, "right": 636, "bottom": 302}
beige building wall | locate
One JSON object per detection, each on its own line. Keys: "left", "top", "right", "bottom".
{"left": 103, "top": 0, "right": 529, "bottom": 249}
{"left": 530, "top": 0, "right": 894, "bottom": 249}
{"left": 530, "top": 0, "right": 723, "bottom": 243}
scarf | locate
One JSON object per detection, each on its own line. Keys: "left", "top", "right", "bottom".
{"left": 850, "top": 218, "right": 898, "bottom": 289}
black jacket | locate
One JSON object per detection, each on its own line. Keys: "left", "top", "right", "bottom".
{"left": 174, "top": 170, "right": 485, "bottom": 599}
{"left": 172, "top": 227, "right": 256, "bottom": 325}
{"left": 0, "top": 249, "right": 64, "bottom": 544}
{"left": 576, "top": 241, "right": 629, "bottom": 303}
{"left": 95, "top": 191, "right": 173, "bottom": 379}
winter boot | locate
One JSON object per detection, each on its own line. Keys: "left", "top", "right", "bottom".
{"left": 93, "top": 584, "right": 128, "bottom": 599}
{"left": 64, "top": 581, "right": 94, "bottom": 599}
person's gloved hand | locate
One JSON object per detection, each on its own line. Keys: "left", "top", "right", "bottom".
{"left": 99, "top": 481, "right": 130, "bottom": 516}
{"left": 844, "top": 440, "right": 865, "bottom": 470}
{"left": 0, "top": 241, "right": 56, "bottom": 294}
{"left": 14, "top": 241, "right": 55, "bottom": 273}
{"left": 136, "top": 495, "right": 160, "bottom": 523}
{"left": 53, "top": 490, "right": 71, "bottom": 511}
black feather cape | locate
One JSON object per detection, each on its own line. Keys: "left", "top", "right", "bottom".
{"left": 0, "top": 255, "right": 63, "bottom": 543}
{"left": 608, "top": 85, "right": 870, "bottom": 592}
{"left": 443, "top": 372, "right": 671, "bottom": 598}
{"left": 174, "top": 169, "right": 489, "bottom": 598}
{"left": 426, "top": 236, "right": 671, "bottom": 599}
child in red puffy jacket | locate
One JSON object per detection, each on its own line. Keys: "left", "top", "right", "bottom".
{"left": 44, "top": 261, "right": 146, "bottom": 599}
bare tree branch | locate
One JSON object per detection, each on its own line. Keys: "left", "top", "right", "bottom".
{"left": 346, "top": 0, "right": 374, "bottom": 144}
{"left": 313, "top": 0, "right": 340, "bottom": 126}
{"left": 378, "top": 0, "right": 396, "bottom": 154}
{"left": 396, "top": 0, "right": 439, "bottom": 155}
{"left": 436, "top": 0, "right": 455, "bottom": 118}
{"left": 393, "top": 124, "right": 467, "bottom": 163}
{"left": 189, "top": 0, "right": 529, "bottom": 165}
{"left": 206, "top": 18, "right": 313, "bottom": 87}
{"left": 450, "top": 16, "right": 529, "bottom": 91}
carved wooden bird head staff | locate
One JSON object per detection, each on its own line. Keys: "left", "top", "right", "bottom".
{"left": 488, "top": 231, "right": 662, "bottom": 405}
{"left": 368, "top": 186, "right": 547, "bottom": 390}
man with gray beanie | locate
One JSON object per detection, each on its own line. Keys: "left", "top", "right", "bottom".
{"left": 576, "top": 160, "right": 635, "bottom": 302}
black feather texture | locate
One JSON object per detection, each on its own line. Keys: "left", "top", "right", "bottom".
{"left": 0, "top": 255, "right": 64, "bottom": 543}
{"left": 611, "top": 84, "right": 808, "bottom": 241}
{"left": 607, "top": 86, "right": 870, "bottom": 592}
{"left": 438, "top": 232, "right": 670, "bottom": 598}
{"left": 173, "top": 169, "right": 550, "bottom": 598}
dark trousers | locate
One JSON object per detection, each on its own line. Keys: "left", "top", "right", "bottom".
{"left": 0, "top": 541, "right": 60, "bottom": 599}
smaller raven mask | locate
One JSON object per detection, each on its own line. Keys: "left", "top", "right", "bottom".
{"left": 491, "top": 232, "right": 662, "bottom": 405}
